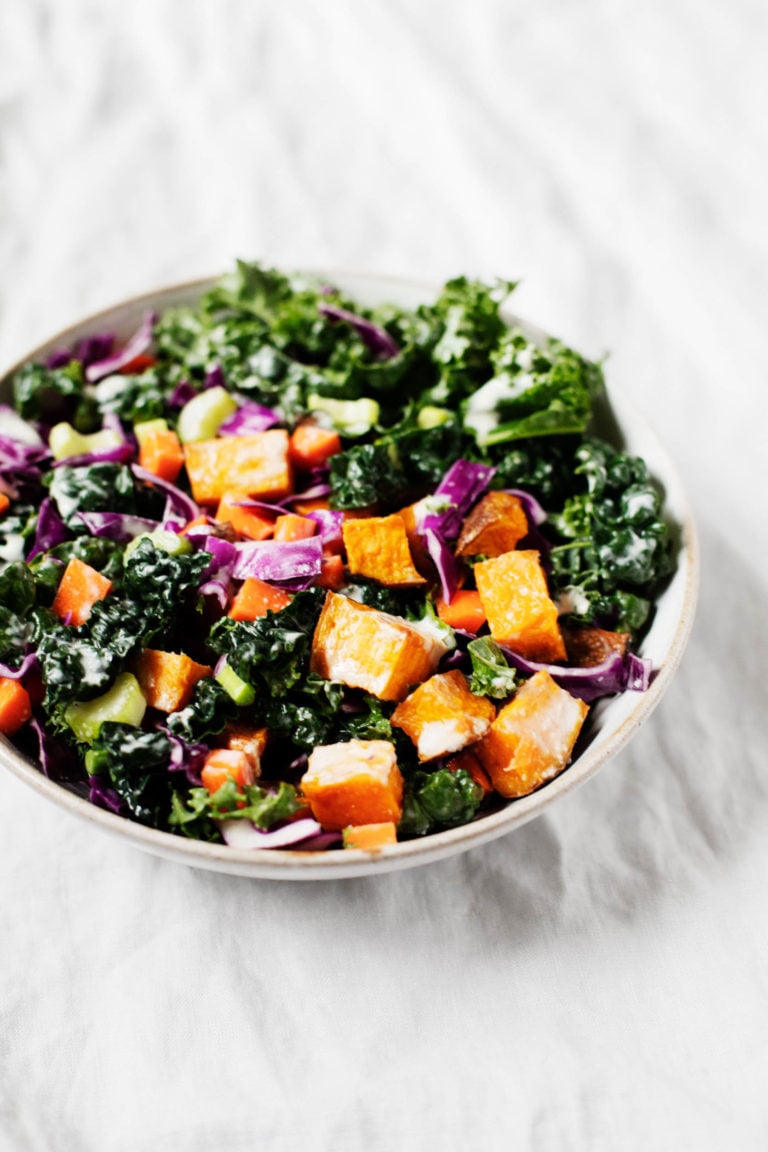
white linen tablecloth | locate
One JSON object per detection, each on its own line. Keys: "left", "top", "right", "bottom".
{"left": 1, "top": 3, "right": 767, "bottom": 1149}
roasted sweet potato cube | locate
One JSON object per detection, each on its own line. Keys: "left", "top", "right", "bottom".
{"left": 301, "top": 740, "right": 404, "bottom": 830}
{"left": 183, "top": 431, "right": 292, "bottom": 504}
{"left": 310, "top": 591, "right": 446, "bottom": 701}
{"left": 133, "top": 649, "right": 213, "bottom": 713}
{"left": 217, "top": 723, "right": 269, "bottom": 777}
{"left": 560, "top": 623, "right": 631, "bottom": 667}
{"left": 391, "top": 670, "right": 495, "bottom": 761}
{"left": 475, "top": 670, "right": 588, "bottom": 798}
{"left": 474, "top": 550, "right": 566, "bottom": 663}
{"left": 455, "top": 491, "right": 529, "bottom": 558}
{"left": 342, "top": 514, "right": 427, "bottom": 587}
{"left": 342, "top": 822, "right": 398, "bottom": 850}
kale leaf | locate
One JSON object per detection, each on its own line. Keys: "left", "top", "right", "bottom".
{"left": 166, "top": 678, "right": 239, "bottom": 743}
{"left": 12, "top": 361, "right": 97, "bottom": 430}
{"left": 399, "top": 767, "right": 484, "bottom": 838}
{"left": 49, "top": 463, "right": 137, "bottom": 529}
{"left": 122, "top": 538, "right": 209, "bottom": 619}
{"left": 467, "top": 637, "right": 517, "bottom": 700}
{"left": 169, "top": 779, "right": 300, "bottom": 841}
{"left": 86, "top": 723, "right": 174, "bottom": 826}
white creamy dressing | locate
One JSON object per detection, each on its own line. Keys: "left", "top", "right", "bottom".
{"left": 556, "top": 585, "right": 592, "bottom": 617}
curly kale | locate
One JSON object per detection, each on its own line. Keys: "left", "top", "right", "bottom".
{"left": 122, "top": 538, "right": 209, "bottom": 619}
{"left": 166, "top": 678, "right": 239, "bottom": 743}
{"left": 85, "top": 723, "right": 174, "bottom": 826}
{"left": 12, "top": 361, "right": 97, "bottom": 430}
{"left": 399, "top": 767, "right": 485, "bottom": 838}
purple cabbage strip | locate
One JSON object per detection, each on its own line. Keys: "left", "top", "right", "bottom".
{"left": 89, "top": 775, "right": 124, "bottom": 814}
{"left": 218, "top": 400, "right": 282, "bottom": 436}
{"left": 318, "top": 302, "right": 400, "bottom": 361}
{"left": 85, "top": 311, "right": 156, "bottom": 383}
{"left": 421, "top": 520, "right": 462, "bottom": 603}
{"left": 432, "top": 459, "right": 496, "bottom": 539}
{"left": 167, "top": 734, "right": 209, "bottom": 785}
{"left": 231, "top": 537, "right": 323, "bottom": 586}
{"left": 500, "top": 646, "right": 653, "bottom": 703}
{"left": 77, "top": 511, "right": 160, "bottom": 542}
{"left": 26, "top": 497, "right": 68, "bottom": 560}
{"left": 45, "top": 332, "right": 115, "bottom": 370}
{"left": 306, "top": 508, "right": 343, "bottom": 546}
{"left": 218, "top": 816, "right": 332, "bottom": 850}
{"left": 130, "top": 462, "right": 200, "bottom": 523}
{"left": 0, "top": 652, "right": 38, "bottom": 680}
{"left": 505, "top": 487, "right": 547, "bottom": 527}
{"left": 168, "top": 380, "right": 198, "bottom": 410}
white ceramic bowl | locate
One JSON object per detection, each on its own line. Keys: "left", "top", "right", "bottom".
{"left": 0, "top": 273, "right": 699, "bottom": 879}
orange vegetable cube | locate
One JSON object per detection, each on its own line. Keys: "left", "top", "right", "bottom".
{"left": 289, "top": 422, "right": 342, "bottom": 471}
{"left": 310, "top": 591, "right": 447, "bottom": 702}
{"left": 314, "top": 552, "right": 345, "bottom": 590}
{"left": 215, "top": 490, "right": 276, "bottom": 541}
{"left": 342, "top": 514, "right": 427, "bottom": 587}
{"left": 475, "top": 670, "right": 589, "bottom": 798}
{"left": 228, "top": 577, "right": 292, "bottom": 620}
{"left": 300, "top": 739, "right": 404, "bottom": 830}
{"left": 0, "top": 677, "right": 32, "bottom": 736}
{"left": 436, "top": 589, "right": 487, "bottom": 633}
{"left": 133, "top": 649, "right": 213, "bottom": 713}
{"left": 201, "top": 748, "right": 256, "bottom": 793}
{"left": 183, "top": 431, "right": 292, "bottom": 505}
{"left": 272, "top": 513, "right": 317, "bottom": 542}
{"left": 474, "top": 550, "right": 566, "bottom": 663}
{"left": 51, "top": 558, "right": 113, "bottom": 626}
{"left": 0, "top": 493, "right": 10, "bottom": 516}
{"left": 391, "top": 669, "right": 495, "bottom": 761}
{"left": 455, "top": 491, "right": 529, "bottom": 558}
{"left": 342, "top": 822, "right": 398, "bottom": 850}
{"left": 138, "top": 427, "right": 185, "bottom": 484}
{"left": 217, "top": 724, "right": 268, "bottom": 778}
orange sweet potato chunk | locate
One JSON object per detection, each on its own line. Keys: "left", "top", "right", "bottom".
{"left": 133, "top": 649, "right": 213, "bottom": 713}
{"left": 184, "top": 431, "right": 292, "bottom": 505}
{"left": 475, "top": 670, "right": 589, "bottom": 798}
{"left": 391, "top": 670, "right": 495, "bottom": 761}
{"left": 342, "top": 514, "right": 427, "bottom": 587}
{"left": 455, "top": 491, "right": 529, "bottom": 558}
{"left": 342, "top": 822, "right": 398, "bottom": 850}
{"left": 474, "top": 550, "right": 566, "bottom": 663}
{"left": 301, "top": 740, "right": 404, "bottom": 830}
{"left": 310, "top": 591, "right": 446, "bottom": 702}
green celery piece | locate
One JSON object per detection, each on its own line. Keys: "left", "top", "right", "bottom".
{"left": 65, "top": 672, "right": 147, "bottom": 746}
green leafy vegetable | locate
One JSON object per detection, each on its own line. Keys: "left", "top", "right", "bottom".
{"left": 467, "top": 637, "right": 517, "bottom": 699}
{"left": 399, "top": 767, "right": 484, "bottom": 838}
{"left": 86, "top": 723, "right": 173, "bottom": 825}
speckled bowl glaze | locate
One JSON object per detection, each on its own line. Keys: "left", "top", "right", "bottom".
{"left": 0, "top": 273, "right": 699, "bottom": 879}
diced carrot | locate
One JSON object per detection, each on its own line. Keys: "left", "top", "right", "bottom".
{"left": 51, "top": 558, "right": 113, "bottom": 626}
{"left": 183, "top": 431, "right": 292, "bottom": 504}
{"left": 436, "top": 589, "right": 487, "bottom": 633}
{"left": 310, "top": 591, "right": 446, "bottom": 702}
{"left": 215, "top": 490, "right": 276, "bottom": 541}
{"left": 228, "top": 577, "right": 292, "bottom": 621}
{"left": 272, "top": 513, "right": 317, "bottom": 542}
{"left": 445, "top": 748, "right": 494, "bottom": 797}
{"left": 300, "top": 740, "right": 404, "bottom": 830}
{"left": 474, "top": 550, "right": 566, "bottom": 663}
{"left": 0, "top": 678, "right": 32, "bottom": 736}
{"left": 289, "top": 422, "right": 342, "bottom": 471}
{"left": 391, "top": 670, "right": 495, "bottom": 761}
{"left": 217, "top": 723, "right": 268, "bottom": 777}
{"left": 314, "top": 552, "right": 345, "bottom": 590}
{"left": 201, "top": 748, "right": 255, "bottom": 794}
{"left": 138, "top": 426, "right": 185, "bottom": 484}
{"left": 342, "top": 822, "right": 398, "bottom": 850}
{"left": 342, "top": 514, "right": 427, "bottom": 587}
{"left": 0, "top": 493, "right": 10, "bottom": 516}
{"left": 455, "top": 491, "right": 529, "bottom": 558}
{"left": 117, "top": 354, "right": 157, "bottom": 374}
{"left": 133, "top": 649, "right": 213, "bottom": 712}
{"left": 475, "top": 670, "right": 589, "bottom": 798}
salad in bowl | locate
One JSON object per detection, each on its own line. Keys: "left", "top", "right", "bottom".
{"left": 0, "top": 263, "right": 695, "bottom": 877}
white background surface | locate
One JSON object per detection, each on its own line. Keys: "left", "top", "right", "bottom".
{"left": 1, "top": 2, "right": 767, "bottom": 1149}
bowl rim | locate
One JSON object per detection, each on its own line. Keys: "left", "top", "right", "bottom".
{"left": 0, "top": 271, "right": 700, "bottom": 879}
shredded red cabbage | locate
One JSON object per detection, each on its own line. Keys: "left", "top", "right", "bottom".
{"left": 0, "top": 652, "right": 38, "bottom": 680}
{"left": 318, "top": 302, "right": 400, "bottom": 361}
{"left": 306, "top": 508, "right": 344, "bottom": 546}
{"left": 85, "top": 312, "right": 156, "bottom": 383}
{"left": 501, "top": 646, "right": 653, "bottom": 702}
{"left": 77, "top": 511, "right": 160, "bottom": 542}
{"left": 130, "top": 463, "right": 200, "bottom": 523}
{"left": 432, "top": 459, "right": 496, "bottom": 538}
{"left": 218, "top": 401, "right": 281, "bottom": 436}
{"left": 26, "top": 497, "right": 68, "bottom": 560}
{"left": 218, "top": 816, "right": 332, "bottom": 849}
{"left": 231, "top": 537, "right": 323, "bottom": 585}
